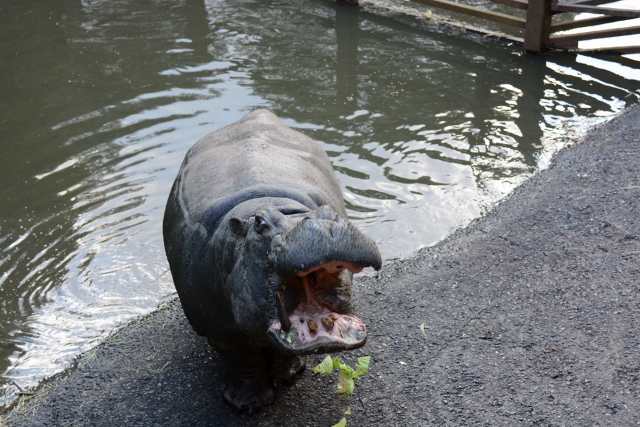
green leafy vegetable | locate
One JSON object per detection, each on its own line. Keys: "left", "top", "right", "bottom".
{"left": 353, "top": 356, "right": 370, "bottom": 378}
{"left": 312, "top": 355, "right": 335, "bottom": 375}
{"left": 332, "top": 417, "right": 347, "bottom": 427}
{"left": 279, "top": 330, "right": 294, "bottom": 345}
{"left": 337, "top": 370, "right": 355, "bottom": 395}
{"left": 312, "top": 355, "right": 371, "bottom": 396}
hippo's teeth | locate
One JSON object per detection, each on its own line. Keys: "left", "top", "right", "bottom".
{"left": 321, "top": 316, "right": 334, "bottom": 331}
{"left": 308, "top": 319, "right": 318, "bottom": 335}
{"left": 328, "top": 313, "right": 338, "bottom": 321}
{"left": 276, "top": 292, "right": 291, "bottom": 332}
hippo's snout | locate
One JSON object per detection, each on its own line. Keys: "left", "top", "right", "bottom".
{"left": 268, "top": 211, "right": 382, "bottom": 276}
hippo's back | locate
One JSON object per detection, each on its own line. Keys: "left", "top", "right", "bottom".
{"left": 174, "top": 110, "right": 345, "bottom": 228}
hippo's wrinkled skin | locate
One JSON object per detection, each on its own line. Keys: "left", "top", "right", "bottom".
{"left": 162, "top": 110, "right": 381, "bottom": 414}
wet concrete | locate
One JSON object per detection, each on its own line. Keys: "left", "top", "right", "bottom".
{"left": 2, "top": 103, "right": 639, "bottom": 426}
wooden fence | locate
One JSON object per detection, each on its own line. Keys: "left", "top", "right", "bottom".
{"left": 411, "top": 0, "right": 640, "bottom": 54}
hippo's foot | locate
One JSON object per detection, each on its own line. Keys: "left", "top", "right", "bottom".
{"left": 265, "top": 349, "right": 306, "bottom": 388}
{"left": 210, "top": 339, "right": 275, "bottom": 415}
{"left": 223, "top": 375, "right": 275, "bottom": 415}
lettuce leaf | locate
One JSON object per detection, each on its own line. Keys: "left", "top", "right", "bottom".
{"left": 312, "top": 355, "right": 334, "bottom": 375}
{"left": 337, "top": 369, "right": 355, "bottom": 396}
{"left": 312, "top": 355, "right": 371, "bottom": 396}
{"left": 332, "top": 417, "right": 347, "bottom": 427}
{"left": 352, "top": 356, "right": 371, "bottom": 378}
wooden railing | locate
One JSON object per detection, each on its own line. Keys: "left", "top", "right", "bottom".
{"left": 411, "top": 0, "right": 640, "bottom": 54}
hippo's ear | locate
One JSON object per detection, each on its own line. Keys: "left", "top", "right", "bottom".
{"left": 229, "top": 217, "right": 247, "bottom": 236}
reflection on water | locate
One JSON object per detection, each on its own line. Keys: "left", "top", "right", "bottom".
{"left": 0, "top": 0, "right": 638, "bottom": 406}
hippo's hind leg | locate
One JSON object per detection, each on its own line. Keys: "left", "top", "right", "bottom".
{"left": 209, "top": 340, "right": 274, "bottom": 415}
{"left": 264, "top": 348, "right": 306, "bottom": 388}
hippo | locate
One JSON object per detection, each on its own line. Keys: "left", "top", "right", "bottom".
{"left": 162, "top": 110, "right": 381, "bottom": 414}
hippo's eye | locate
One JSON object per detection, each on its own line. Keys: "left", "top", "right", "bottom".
{"left": 254, "top": 215, "right": 269, "bottom": 234}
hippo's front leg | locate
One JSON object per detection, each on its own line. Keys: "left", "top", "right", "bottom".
{"left": 209, "top": 340, "right": 275, "bottom": 415}
{"left": 264, "top": 348, "right": 306, "bottom": 388}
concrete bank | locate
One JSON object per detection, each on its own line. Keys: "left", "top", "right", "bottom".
{"left": 2, "top": 110, "right": 639, "bottom": 425}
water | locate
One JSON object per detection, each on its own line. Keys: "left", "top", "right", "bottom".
{"left": 0, "top": 0, "right": 637, "bottom": 407}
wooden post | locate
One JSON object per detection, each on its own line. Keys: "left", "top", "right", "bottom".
{"left": 524, "top": 0, "right": 552, "bottom": 53}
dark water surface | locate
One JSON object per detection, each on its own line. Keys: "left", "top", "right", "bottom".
{"left": 0, "top": 0, "right": 638, "bottom": 406}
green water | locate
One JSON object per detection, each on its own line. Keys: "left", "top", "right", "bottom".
{"left": 0, "top": 0, "right": 637, "bottom": 406}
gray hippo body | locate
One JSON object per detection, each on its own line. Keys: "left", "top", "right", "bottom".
{"left": 163, "top": 110, "right": 381, "bottom": 414}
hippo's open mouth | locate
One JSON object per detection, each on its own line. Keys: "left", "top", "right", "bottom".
{"left": 267, "top": 261, "right": 367, "bottom": 354}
